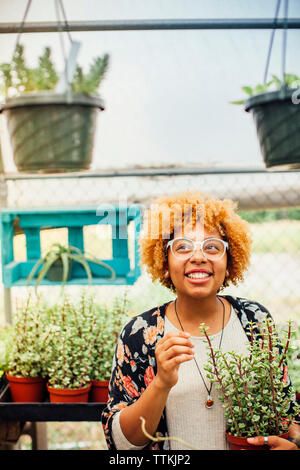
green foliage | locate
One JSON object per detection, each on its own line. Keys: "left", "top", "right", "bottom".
{"left": 44, "top": 292, "right": 130, "bottom": 388}
{"left": 238, "top": 208, "right": 300, "bottom": 224}
{"left": 45, "top": 293, "right": 99, "bottom": 389}
{"left": 231, "top": 73, "right": 300, "bottom": 105}
{"left": 0, "top": 44, "right": 109, "bottom": 97}
{"left": 0, "top": 325, "right": 13, "bottom": 377}
{"left": 72, "top": 54, "right": 109, "bottom": 95}
{"left": 27, "top": 242, "right": 115, "bottom": 293}
{"left": 6, "top": 296, "right": 50, "bottom": 378}
{"left": 279, "top": 324, "right": 300, "bottom": 393}
{"left": 202, "top": 317, "right": 300, "bottom": 438}
{"left": 90, "top": 293, "right": 130, "bottom": 381}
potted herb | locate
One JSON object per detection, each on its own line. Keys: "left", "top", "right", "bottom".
{"left": 26, "top": 242, "right": 115, "bottom": 292}
{"left": 45, "top": 293, "right": 101, "bottom": 402}
{"left": 5, "top": 297, "right": 49, "bottom": 402}
{"left": 89, "top": 295, "right": 130, "bottom": 403}
{"left": 232, "top": 73, "right": 300, "bottom": 170}
{"left": 202, "top": 317, "right": 300, "bottom": 450}
{"left": 0, "top": 44, "right": 109, "bottom": 173}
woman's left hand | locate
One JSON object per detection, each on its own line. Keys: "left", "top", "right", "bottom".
{"left": 247, "top": 435, "right": 298, "bottom": 450}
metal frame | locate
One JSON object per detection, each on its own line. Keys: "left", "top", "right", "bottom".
{"left": 0, "top": 18, "right": 300, "bottom": 33}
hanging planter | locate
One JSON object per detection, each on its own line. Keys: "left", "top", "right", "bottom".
{"left": 0, "top": 0, "right": 109, "bottom": 174}
{"left": 0, "top": 91, "right": 105, "bottom": 173}
{"left": 232, "top": 0, "right": 300, "bottom": 170}
{"left": 245, "top": 87, "right": 300, "bottom": 170}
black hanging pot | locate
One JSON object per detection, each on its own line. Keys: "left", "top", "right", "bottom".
{"left": 0, "top": 91, "right": 105, "bottom": 173}
{"left": 245, "top": 87, "right": 300, "bottom": 170}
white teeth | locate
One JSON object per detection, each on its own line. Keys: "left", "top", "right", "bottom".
{"left": 187, "top": 272, "right": 210, "bottom": 279}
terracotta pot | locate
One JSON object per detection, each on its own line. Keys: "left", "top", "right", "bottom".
{"left": 90, "top": 380, "right": 109, "bottom": 402}
{"left": 6, "top": 372, "right": 46, "bottom": 402}
{"left": 226, "top": 431, "right": 289, "bottom": 450}
{"left": 47, "top": 382, "right": 91, "bottom": 403}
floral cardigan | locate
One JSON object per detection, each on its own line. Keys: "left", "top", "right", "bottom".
{"left": 101, "top": 295, "right": 298, "bottom": 450}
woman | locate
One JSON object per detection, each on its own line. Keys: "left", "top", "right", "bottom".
{"left": 101, "top": 191, "right": 299, "bottom": 450}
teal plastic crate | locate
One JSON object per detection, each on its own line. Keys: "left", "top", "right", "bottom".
{"left": 0, "top": 205, "right": 141, "bottom": 288}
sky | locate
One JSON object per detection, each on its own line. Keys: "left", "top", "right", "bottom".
{"left": 0, "top": 0, "right": 300, "bottom": 171}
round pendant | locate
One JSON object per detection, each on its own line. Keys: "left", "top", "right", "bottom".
{"left": 205, "top": 397, "right": 214, "bottom": 408}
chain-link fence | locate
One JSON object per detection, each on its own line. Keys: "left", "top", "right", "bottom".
{"left": 1, "top": 168, "right": 300, "bottom": 325}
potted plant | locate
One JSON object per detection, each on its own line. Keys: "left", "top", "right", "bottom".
{"left": 89, "top": 295, "right": 130, "bottom": 403}
{"left": 0, "top": 44, "right": 109, "bottom": 173}
{"left": 5, "top": 297, "right": 49, "bottom": 402}
{"left": 283, "top": 324, "right": 300, "bottom": 403}
{"left": 45, "top": 293, "right": 102, "bottom": 402}
{"left": 26, "top": 242, "right": 115, "bottom": 292}
{"left": 202, "top": 317, "right": 300, "bottom": 450}
{"left": 232, "top": 73, "right": 300, "bottom": 170}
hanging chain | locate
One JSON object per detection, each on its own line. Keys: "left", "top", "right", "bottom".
{"left": 263, "top": 0, "right": 289, "bottom": 87}
{"left": 13, "top": 0, "right": 32, "bottom": 56}
{"left": 263, "top": 0, "right": 282, "bottom": 85}
{"left": 282, "top": 0, "right": 289, "bottom": 85}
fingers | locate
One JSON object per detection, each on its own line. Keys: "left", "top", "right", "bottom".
{"left": 156, "top": 331, "right": 193, "bottom": 352}
{"left": 156, "top": 332, "right": 194, "bottom": 360}
{"left": 155, "top": 331, "right": 194, "bottom": 375}
{"left": 247, "top": 435, "right": 298, "bottom": 450}
{"left": 161, "top": 344, "right": 194, "bottom": 362}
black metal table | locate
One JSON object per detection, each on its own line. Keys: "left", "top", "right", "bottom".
{"left": 0, "top": 375, "right": 107, "bottom": 449}
{"left": 0, "top": 375, "right": 106, "bottom": 422}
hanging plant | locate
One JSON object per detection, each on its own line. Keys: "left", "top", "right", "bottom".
{"left": 231, "top": 0, "right": 300, "bottom": 171}
{"left": 0, "top": 1, "right": 109, "bottom": 174}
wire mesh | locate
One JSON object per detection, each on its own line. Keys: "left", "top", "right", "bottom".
{"left": 1, "top": 168, "right": 300, "bottom": 325}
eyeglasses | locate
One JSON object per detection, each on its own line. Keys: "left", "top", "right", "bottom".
{"left": 167, "top": 237, "right": 229, "bottom": 261}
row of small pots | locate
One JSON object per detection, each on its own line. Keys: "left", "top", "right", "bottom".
{"left": 6, "top": 372, "right": 109, "bottom": 403}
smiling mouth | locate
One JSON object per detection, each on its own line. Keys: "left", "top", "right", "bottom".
{"left": 185, "top": 272, "right": 212, "bottom": 279}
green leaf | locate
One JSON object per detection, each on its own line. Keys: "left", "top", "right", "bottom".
{"left": 241, "top": 86, "right": 253, "bottom": 96}
{"left": 229, "top": 100, "right": 245, "bottom": 105}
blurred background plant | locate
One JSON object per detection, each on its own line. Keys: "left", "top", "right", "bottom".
{"left": 6, "top": 296, "right": 49, "bottom": 378}
{"left": 0, "top": 324, "right": 13, "bottom": 379}
{"left": 90, "top": 293, "right": 130, "bottom": 382}
{"left": 231, "top": 73, "right": 300, "bottom": 105}
{"left": 0, "top": 43, "right": 109, "bottom": 97}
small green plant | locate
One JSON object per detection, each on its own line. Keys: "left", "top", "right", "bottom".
{"left": 90, "top": 293, "right": 130, "bottom": 382}
{"left": 231, "top": 73, "right": 300, "bottom": 105}
{"left": 0, "top": 325, "right": 13, "bottom": 378}
{"left": 281, "top": 323, "right": 300, "bottom": 393}
{"left": 6, "top": 296, "right": 49, "bottom": 378}
{"left": 202, "top": 317, "right": 300, "bottom": 438}
{"left": 45, "top": 293, "right": 100, "bottom": 389}
{"left": 0, "top": 43, "right": 109, "bottom": 97}
{"left": 27, "top": 242, "right": 115, "bottom": 293}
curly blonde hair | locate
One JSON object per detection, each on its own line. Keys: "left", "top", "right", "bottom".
{"left": 139, "top": 191, "right": 252, "bottom": 292}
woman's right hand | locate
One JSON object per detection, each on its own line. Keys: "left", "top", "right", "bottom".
{"left": 154, "top": 331, "right": 195, "bottom": 390}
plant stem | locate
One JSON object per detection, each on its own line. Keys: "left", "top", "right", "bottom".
{"left": 203, "top": 329, "right": 241, "bottom": 436}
